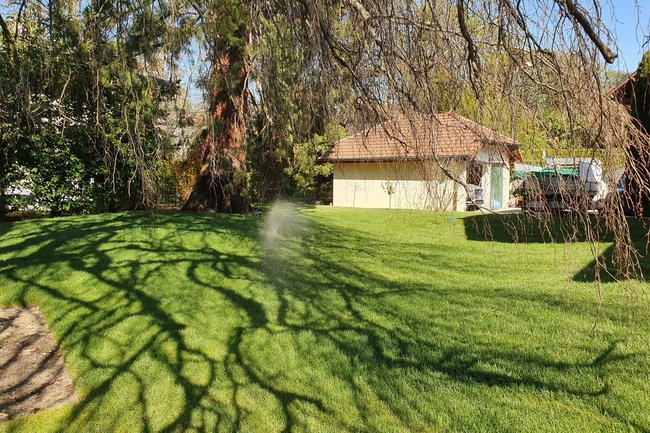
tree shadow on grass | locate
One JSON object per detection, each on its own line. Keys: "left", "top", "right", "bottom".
{"left": 0, "top": 210, "right": 647, "bottom": 432}
{"left": 463, "top": 213, "right": 649, "bottom": 283}
{"left": 573, "top": 222, "right": 650, "bottom": 283}
{"left": 0, "top": 212, "right": 272, "bottom": 432}
{"left": 463, "top": 212, "right": 611, "bottom": 244}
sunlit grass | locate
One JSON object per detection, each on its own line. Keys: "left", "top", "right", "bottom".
{"left": 0, "top": 207, "right": 648, "bottom": 432}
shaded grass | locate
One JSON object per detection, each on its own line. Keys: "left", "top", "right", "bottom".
{"left": 0, "top": 207, "right": 648, "bottom": 432}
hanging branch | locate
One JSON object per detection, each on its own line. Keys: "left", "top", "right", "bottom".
{"left": 456, "top": 0, "right": 482, "bottom": 97}
{"left": 559, "top": 0, "right": 617, "bottom": 64}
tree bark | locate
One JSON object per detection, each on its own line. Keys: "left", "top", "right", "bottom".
{"left": 182, "top": 49, "right": 250, "bottom": 213}
{"left": 0, "top": 13, "right": 17, "bottom": 62}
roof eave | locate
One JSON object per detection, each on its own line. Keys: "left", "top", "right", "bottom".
{"left": 481, "top": 138, "right": 520, "bottom": 148}
{"left": 320, "top": 155, "right": 468, "bottom": 163}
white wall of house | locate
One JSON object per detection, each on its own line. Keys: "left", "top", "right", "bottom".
{"left": 333, "top": 160, "right": 468, "bottom": 211}
{"left": 331, "top": 145, "right": 512, "bottom": 211}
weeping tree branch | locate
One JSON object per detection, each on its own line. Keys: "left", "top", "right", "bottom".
{"left": 456, "top": 0, "right": 481, "bottom": 96}
{"left": 559, "top": 0, "right": 617, "bottom": 63}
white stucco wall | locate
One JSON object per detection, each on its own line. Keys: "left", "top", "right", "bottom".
{"left": 333, "top": 160, "right": 468, "bottom": 211}
{"left": 332, "top": 145, "right": 512, "bottom": 211}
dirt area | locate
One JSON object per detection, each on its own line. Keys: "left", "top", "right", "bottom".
{"left": 0, "top": 306, "right": 77, "bottom": 422}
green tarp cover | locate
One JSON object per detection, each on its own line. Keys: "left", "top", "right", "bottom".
{"left": 514, "top": 168, "right": 577, "bottom": 179}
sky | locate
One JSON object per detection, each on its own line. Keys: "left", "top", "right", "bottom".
{"left": 603, "top": 0, "right": 650, "bottom": 72}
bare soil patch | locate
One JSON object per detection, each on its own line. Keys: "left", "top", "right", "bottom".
{"left": 0, "top": 306, "right": 77, "bottom": 421}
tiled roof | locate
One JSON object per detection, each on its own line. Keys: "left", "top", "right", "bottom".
{"left": 321, "top": 111, "right": 519, "bottom": 162}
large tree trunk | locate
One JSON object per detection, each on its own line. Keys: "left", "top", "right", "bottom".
{"left": 182, "top": 49, "right": 250, "bottom": 213}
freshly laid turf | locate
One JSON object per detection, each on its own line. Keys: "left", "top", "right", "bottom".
{"left": 0, "top": 206, "right": 648, "bottom": 433}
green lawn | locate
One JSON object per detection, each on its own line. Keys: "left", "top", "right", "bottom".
{"left": 0, "top": 206, "right": 649, "bottom": 433}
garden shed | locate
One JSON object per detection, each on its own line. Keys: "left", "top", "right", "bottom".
{"left": 321, "top": 112, "right": 523, "bottom": 211}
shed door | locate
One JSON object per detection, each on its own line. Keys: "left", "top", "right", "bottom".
{"left": 491, "top": 166, "right": 503, "bottom": 209}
